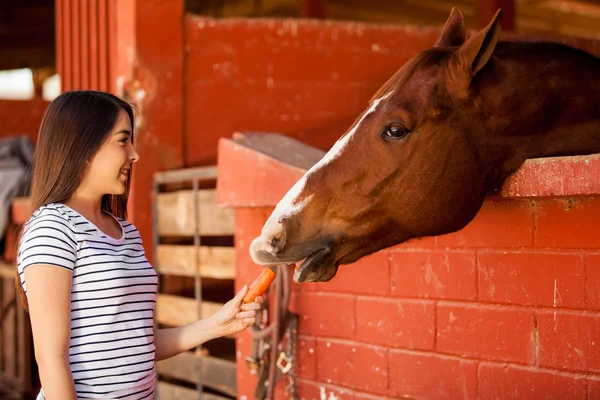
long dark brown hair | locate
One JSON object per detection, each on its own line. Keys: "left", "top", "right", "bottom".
{"left": 16, "top": 90, "right": 137, "bottom": 310}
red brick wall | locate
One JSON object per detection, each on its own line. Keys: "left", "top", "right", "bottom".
{"left": 221, "top": 134, "right": 600, "bottom": 399}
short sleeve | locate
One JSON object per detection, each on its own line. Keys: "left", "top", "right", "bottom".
{"left": 17, "top": 213, "right": 77, "bottom": 277}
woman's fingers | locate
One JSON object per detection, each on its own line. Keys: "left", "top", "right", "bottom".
{"left": 240, "top": 302, "right": 262, "bottom": 312}
{"left": 236, "top": 310, "right": 257, "bottom": 319}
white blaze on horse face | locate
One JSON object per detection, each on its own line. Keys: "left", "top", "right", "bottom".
{"left": 260, "top": 92, "right": 392, "bottom": 241}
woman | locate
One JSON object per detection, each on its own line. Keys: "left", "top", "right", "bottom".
{"left": 16, "top": 90, "right": 263, "bottom": 399}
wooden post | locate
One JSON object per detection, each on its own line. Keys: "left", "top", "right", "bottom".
{"left": 478, "top": 0, "right": 515, "bottom": 31}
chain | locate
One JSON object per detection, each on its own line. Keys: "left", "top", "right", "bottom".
{"left": 286, "top": 313, "right": 299, "bottom": 399}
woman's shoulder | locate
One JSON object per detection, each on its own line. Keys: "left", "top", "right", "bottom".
{"left": 19, "top": 203, "right": 79, "bottom": 254}
{"left": 25, "top": 203, "right": 76, "bottom": 228}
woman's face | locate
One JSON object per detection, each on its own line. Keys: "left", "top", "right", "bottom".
{"left": 80, "top": 110, "right": 139, "bottom": 197}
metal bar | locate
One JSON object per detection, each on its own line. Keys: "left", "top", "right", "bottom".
{"left": 152, "top": 173, "right": 161, "bottom": 400}
{"left": 153, "top": 166, "right": 218, "bottom": 184}
{"left": 193, "top": 177, "right": 204, "bottom": 399}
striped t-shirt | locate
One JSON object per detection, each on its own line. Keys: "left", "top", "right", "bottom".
{"left": 17, "top": 203, "right": 158, "bottom": 399}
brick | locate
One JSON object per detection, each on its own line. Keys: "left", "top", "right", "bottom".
{"left": 538, "top": 311, "right": 600, "bottom": 373}
{"left": 478, "top": 251, "right": 586, "bottom": 308}
{"left": 586, "top": 254, "right": 600, "bottom": 310}
{"left": 588, "top": 377, "right": 600, "bottom": 400}
{"left": 388, "top": 350, "right": 478, "bottom": 399}
{"left": 390, "top": 250, "right": 477, "bottom": 300}
{"left": 436, "top": 199, "right": 534, "bottom": 248}
{"left": 316, "top": 340, "right": 388, "bottom": 395}
{"left": 296, "top": 379, "right": 356, "bottom": 400}
{"left": 478, "top": 363, "right": 587, "bottom": 399}
{"left": 437, "top": 303, "right": 535, "bottom": 363}
{"left": 352, "top": 392, "right": 390, "bottom": 400}
{"left": 296, "top": 293, "right": 355, "bottom": 339}
{"left": 390, "top": 235, "right": 437, "bottom": 249}
{"left": 355, "top": 297, "right": 435, "bottom": 350}
{"left": 535, "top": 198, "right": 600, "bottom": 249}
{"left": 294, "top": 379, "right": 390, "bottom": 400}
{"left": 317, "top": 251, "right": 390, "bottom": 295}
{"left": 297, "top": 336, "right": 317, "bottom": 380}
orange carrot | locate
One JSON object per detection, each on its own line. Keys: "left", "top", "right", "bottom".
{"left": 242, "top": 268, "right": 276, "bottom": 303}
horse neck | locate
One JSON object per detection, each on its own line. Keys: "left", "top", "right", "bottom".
{"left": 474, "top": 45, "right": 600, "bottom": 185}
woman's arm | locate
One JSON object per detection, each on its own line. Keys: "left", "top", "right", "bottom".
{"left": 24, "top": 265, "right": 77, "bottom": 400}
{"left": 155, "top": 285, "right": 262, "bottom": 361}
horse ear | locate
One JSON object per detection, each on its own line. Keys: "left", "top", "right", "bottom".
{"left": 453, "top": 9, "right": 502, "bottom": 78}
{"left": 435, "top": 8, "right": 466, "bottom": 47}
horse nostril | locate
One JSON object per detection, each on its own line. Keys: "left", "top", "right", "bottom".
{"left": 270, "top": 233, "right": 284, "bottom": 249}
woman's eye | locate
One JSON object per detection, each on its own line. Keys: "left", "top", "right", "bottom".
{"left": 382, "top": 125, "right": 409, "bottom": 140}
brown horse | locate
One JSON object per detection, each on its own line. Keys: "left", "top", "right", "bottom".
{"left": 249, "top": 8, "right": 600, "bottom": 283}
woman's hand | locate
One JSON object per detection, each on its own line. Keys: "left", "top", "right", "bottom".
{"left": 212, "top": 285, "right": 264, "bottom": 337}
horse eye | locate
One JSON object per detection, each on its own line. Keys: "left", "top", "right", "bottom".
{"left": 382, "top": 125, "right": 409, "bottom": 140}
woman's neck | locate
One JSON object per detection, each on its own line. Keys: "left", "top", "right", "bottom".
{"left": 65, "top": 191, "right": 105, "bottom": 223}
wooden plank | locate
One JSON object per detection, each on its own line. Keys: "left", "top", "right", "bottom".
{"left": 154, "top": 166, "right": 218, "bottom": 184}
{"left": 156, "top": 351, "right": 236, "bottom": 398}
{"left": 156, "top": 245, "right": 236, "bottom": 279}
{"left": 156, "top": 294, "right": 223, "bottom": 326}
{"left": 0, "top": 262, "right": 14, "bottom": 279}
{"left": 157, "top": 381, "right": 231, "bottom": 400}
{"left": 157, "top": 190, "right": 235, "bottom": 236}
{"left": 16, "top": 300, "right": 31, "bottom": 391}
{"left": 1, "top": 278, "right": 16, "bottom": 379}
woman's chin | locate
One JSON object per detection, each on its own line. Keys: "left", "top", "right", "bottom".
{"left": 108, "top": 182, "right": 127, "bottom": 195}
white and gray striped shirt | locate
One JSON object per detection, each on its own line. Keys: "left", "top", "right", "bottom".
{"left": 18, "top": 203, "right": 157, "bottom": 399}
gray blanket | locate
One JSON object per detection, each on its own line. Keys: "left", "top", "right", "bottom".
{"left": 0, "top": 135, "right": 34, "bottom": 244}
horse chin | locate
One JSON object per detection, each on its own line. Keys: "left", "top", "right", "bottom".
{"left": 292, "top": 248, "right": 338, "bottom": 283}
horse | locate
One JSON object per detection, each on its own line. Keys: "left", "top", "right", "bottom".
{"left": 249, "top": 8, "right": 600, "bottom": 283}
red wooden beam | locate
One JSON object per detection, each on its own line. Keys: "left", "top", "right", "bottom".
{"left": 478, "top": 0, "right": 515, "bottom": 31}
{"left": 301, "top": 0, "right": 326, "bottom": 18}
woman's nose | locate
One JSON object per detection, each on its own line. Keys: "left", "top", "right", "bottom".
{"left": 129, "top": 146, "right": 140, "bottom": 162}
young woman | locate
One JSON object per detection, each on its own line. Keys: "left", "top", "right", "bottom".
{"left": 16, "top": 90, "right": 263, "bottom": 400}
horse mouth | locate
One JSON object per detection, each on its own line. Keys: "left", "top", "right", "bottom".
{"left": 292, "top": 248, "right": 338, "bottom": 283}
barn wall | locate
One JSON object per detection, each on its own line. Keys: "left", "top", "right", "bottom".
{"left": 183, "top": 16, "right": 444, "bottom": 166}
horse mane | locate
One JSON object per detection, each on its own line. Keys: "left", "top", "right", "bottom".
{"left": 493, "top": 40, "right": 600, "bottom": 64}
